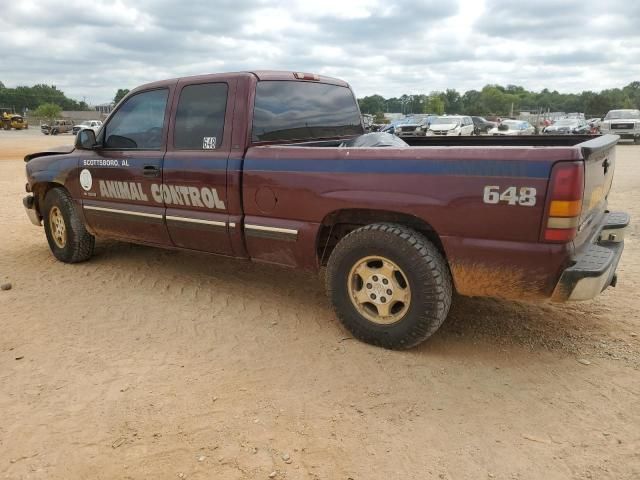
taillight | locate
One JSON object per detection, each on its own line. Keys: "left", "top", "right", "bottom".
{"left": 543, "top": 162, "right": 584, "bottom": 243}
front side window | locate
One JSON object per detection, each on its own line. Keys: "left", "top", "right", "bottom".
{"left": 174, "top": 83, "right": 228, "bottom": 150}
{"left": 104, "top": 89, "right": 169, "bottom": 149}
{"left": 252, "top": 81, "right": 363, "bottom": 142}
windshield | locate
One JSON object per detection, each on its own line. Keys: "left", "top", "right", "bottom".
{"left": 400, "top": 116, "right": 423, "bottom": 124}
{"left": 501, "top": 121, "right": 521, "bottom": 130}
{"left": 420, "top": 115, "right": 437, "bottom": 125}
{"left": 605, "top": 110, "right": 640, "bottom": 120}
{"left": 432, "top": 117, "right": 460, "bottom": 125}
{"left": 554, "top": 119, "right": 578, "bottom": 126}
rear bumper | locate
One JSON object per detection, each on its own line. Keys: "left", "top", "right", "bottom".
{"left": 551, "top": 211, "right": 629, "bottom": 301}
{"left": 23, "top": 195, "right": 42, "bottom": 226}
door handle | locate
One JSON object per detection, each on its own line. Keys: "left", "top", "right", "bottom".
{"left": 143, "top": 165, "right": 160, "bottom": 176}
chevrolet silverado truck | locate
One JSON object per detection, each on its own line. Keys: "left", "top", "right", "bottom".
{"left": 22, "top": 71, "right": 629, "bottom": 349}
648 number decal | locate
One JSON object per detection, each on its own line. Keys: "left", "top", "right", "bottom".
{"left": 483, "top": 186, "right": 537, "bottom": 206}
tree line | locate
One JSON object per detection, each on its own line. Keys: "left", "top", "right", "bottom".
{"left": 358, "top": 82, "right": 640, "bottom": 120}
{"left": 0, "top": 81, "right": 90, "bottom": 112}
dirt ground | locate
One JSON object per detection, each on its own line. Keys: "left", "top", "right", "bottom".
{"left": 1, "top": 129, "right": 639, "bottom": 480}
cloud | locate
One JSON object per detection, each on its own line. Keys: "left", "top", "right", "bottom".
{"left": 0, "top": 0, "right": 638, "bottom": 104}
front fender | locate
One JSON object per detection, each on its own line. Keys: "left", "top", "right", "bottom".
{"left": 26, "top": 155, "right": 82, "bottom": 211}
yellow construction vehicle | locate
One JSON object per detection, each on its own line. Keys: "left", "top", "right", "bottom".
{"left": 1, "top": 108, "right": 28, "bottom": 130}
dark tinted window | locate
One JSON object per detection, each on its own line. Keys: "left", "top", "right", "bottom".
{"left": 174, "top": 83, "right": 228, "bottom": 150}
{"left": 252, "top": 81, "right": 363, "bottom": 142}
{"left": 104, "top": 89, "right": 168, "bottom": 149}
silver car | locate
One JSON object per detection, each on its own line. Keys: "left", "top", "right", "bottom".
{"left": 72, "top": 120, "right": 103, "bottom": 135}
{"left": 489, "top": 120, "right": 535, "bottom": 136}
{"left": 600, "top": 109, "right": 640, "bottom": 143}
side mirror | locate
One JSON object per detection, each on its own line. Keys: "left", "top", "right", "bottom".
{"left": 75, "top": 128, "right": 97, "bottom": 149}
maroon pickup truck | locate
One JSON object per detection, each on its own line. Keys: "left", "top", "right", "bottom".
{"left": 22, "top": 71, "right": 629, "bottom": 349}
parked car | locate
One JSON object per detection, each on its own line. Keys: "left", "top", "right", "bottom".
{"left": 22, "top": 70, "right": 629, "bottom": 350}
{"left": 380, "top": 117, "right": 414, "bottom": 135}
{"left": 599, "top": 109, "right": 640, "bottom": 143}
{"left": 489, "top": 120, "right": 535, "bottom": 136}
{"left": 543, "top": 118, "right": 589, "bottom": 135}
{"left": 472, "top": 116, "right": 495, "bottom": 134}
{"left": 395, "top": 115, "right": 437, "bottom": 138}
{"left": 427, "top": 115, "right": 475, "bottom": 136}
{"left": 72, "top": 120, "right": 103, "bottom": 135}
{"left": 41, "top": 119, "right": 74, "bottom": 135}
{"left": 587, "top": 118, "right": 601, "bottom": 128}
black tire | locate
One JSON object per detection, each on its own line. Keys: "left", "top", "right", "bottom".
{"left": 51, "top": 128, "right": 58, "bottom": 135}
{"left": 42, "top": 187, "right": 94, "bottom": 263}
{"left": 326, "top": 223, "right": 452, "bottom": 349}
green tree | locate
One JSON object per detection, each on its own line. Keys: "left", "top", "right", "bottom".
{"left": 0, "top": 82, "right": 85, "bottom": 111}
{"left": 427, "top": 94, "right": 445, "bottom": 115}
{"left": 374, "top": 111, "right": 387, "bottom": 123}
{"left": 443, "top": 89, "right": 462, "bottom": 113}
{"left": 357, "top": 80, "right": 640, "bottom": 118}
{"left": 34, "top": 103, "right": 62, "bottom": 123}
{"left": 461, "top": 89, "right": 482, "bottom": 114}
{"left": 114, "top": 89, "right": 130, "bottom": 105}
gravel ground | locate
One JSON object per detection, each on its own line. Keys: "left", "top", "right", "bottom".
{"left": 1, "top": 129, "right": 639, "bottom": 479}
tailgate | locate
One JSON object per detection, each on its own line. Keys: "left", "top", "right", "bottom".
{"left": 576, "top": 134, "right": 618, "bottom": 243}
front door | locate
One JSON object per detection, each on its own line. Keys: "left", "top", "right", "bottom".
{"left": 162, "top": 79, "right": 234, "bottom": 255}
{"left": 81, "top": 87, "right": 173, "bottom": 246}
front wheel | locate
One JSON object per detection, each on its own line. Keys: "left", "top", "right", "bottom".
{"left": 42, "top": 187, "right": 95, "bottom": 263}
{"left": 326, "top": 223, "right": 452, "bottom": 349}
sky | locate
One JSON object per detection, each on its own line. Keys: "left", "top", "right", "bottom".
{"left": 1, "top": 0, "right": 639, "bottom": 104}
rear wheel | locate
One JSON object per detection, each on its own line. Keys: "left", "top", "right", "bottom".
{"left": 326, "top": 223, "right": 452, "bottom": 349}
{"left": 43, "top": 188, "right": 94, "bottom": 263}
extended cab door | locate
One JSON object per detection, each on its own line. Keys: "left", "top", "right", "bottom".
{"left": 161, "top": 78, "right": 235, "bottom": 255}
{"left": 80, "top": 87, "right": 173, "bottom": 246}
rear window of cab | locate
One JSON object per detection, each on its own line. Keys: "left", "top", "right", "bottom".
{"left": 252, "top": 81, "right": 363, "bottom": 142}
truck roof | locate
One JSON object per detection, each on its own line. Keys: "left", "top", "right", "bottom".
{"left": 130, "top": 70, "right": 350, "bottom": 94}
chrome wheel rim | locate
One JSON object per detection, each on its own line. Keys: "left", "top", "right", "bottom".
{"left": 49, "top": 206, "right": 66, "bottom": 248}
{"left": 347, "top": 256, "right": 411, "bottom": 325}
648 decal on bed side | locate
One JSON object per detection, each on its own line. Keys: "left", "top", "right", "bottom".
{"left": 483, "top": 186, "right": 537, "bottom": 206}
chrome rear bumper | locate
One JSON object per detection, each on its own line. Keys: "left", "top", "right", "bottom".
{"left": 552, "top": 211, "right": 629, "bottom": 301}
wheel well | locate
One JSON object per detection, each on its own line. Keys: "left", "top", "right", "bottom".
{"left": 32, "top": 182, "right": 63, "bottom": 214}
{"left": 316, "top": 209, "right": 445, "bottom": 266}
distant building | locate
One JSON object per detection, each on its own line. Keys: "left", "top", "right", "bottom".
{"left": 94, "top": 102, "right": 114, "bottom": 115}
{"left": 61, "top": 111, "right": 105, "bottom": 123}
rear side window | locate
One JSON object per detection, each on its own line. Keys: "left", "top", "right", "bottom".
{"left": 252, "top": 81, "right": 363, "bottom": 142}
{"left": 174, "top": 83, "right": 228, "bottom": 150}
{"left": 104, "top": 89, "right": 169, "bottom": 149}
